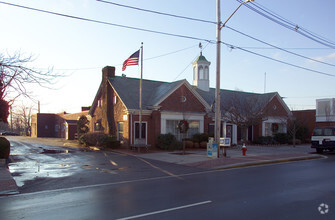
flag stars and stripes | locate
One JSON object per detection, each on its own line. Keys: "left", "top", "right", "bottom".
{"left": 122, "top": 50, "right": 140, "bottom": 71}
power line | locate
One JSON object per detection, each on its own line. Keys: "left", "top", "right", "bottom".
{"left": 96, "top": 0, "right": 335, "bottom": 67}
{"left": 237, "top": 47, "right": 334, "bottom": 50}
{"left": 96, "top": 0, "right": 216, "bottom": 25}
{"left": 1, "top": 1, "right": 334, "bottom": 78}
{"left": 237, "top": 0, "right": 335, "bottom": 49}
{"left": 222, "top": 42, "right": 335, "bottom": 78}
{"left": 52, "top": 44, "right": 200, "bottom": 71}
{"left": 225, "top": 25, "right": 335, "bottom": 67}
{"left": 0, "top": 1, "right": 213, "bottom": 43}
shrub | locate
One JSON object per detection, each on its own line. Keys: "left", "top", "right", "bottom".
{"left": 289, "top": 139, "right": 302, "bottom": 145}
{"left": 192, "top": 133, "right": 209, "bottom": 143}
{"left": 253, "top": 136, "right": 274, "bottom": 145}
{"left": 79, "top": 132, "right": 120, "bottom": 148}
{"left": 200, "top": 141, "right": 207, "bottom": 149}
{"left": 77, "top": 115, "right": 89, "bottom": 139}
{"left": 0, "top": 137, "right": 10, "bottom": 159}
{"left": 156, "top": 133, "right": 182, "bottom": 150}
{"left": 101, "top": 135, "right": 120, "bottom": 148}
{"left": 183, "top": 140, "right": 194, "bottom": 148}
{"left": 274, "top": 133, "right": 289, "bottom": 144}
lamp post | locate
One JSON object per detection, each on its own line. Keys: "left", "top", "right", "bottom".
{"left": 215, "top": 0, "right": 254, "bottom": 158}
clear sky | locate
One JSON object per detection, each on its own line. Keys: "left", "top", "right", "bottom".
{"left": 1, "top": 0, "right": 334, "bottom": 114}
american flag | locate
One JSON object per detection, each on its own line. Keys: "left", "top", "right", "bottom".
{"left": 122, "top": 50, "right": 140, "bottom": 71}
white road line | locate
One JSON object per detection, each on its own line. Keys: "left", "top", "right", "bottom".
{"left": 116, "top": 200, "right": 212, "bottom": 220}
{"left": 2, "top": 156, "right": 325, "bottom": 199}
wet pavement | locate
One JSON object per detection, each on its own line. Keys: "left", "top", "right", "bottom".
{"left": 0, "top": 136, "right": 326, "bottom": 196}
{"left": 8, "top": 139, "right": 85, "bottom": 187}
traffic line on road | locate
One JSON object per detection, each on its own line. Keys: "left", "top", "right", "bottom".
{"left": 135, "top": 156, "right": 183, "bottom": 180}
{"left": 116, "top": 200, "right": 212, "bottom": 220}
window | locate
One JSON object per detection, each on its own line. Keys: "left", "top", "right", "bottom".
{"left": 95, "top": 120, "right": 103, "bottom": 131}
{"left": 324, "top": 128, "right": 333, "bottom": 136}
{"left": 166, "top": 120, "right": 200, "bottom": 141}
{"left": 265, "top": 123, "right": 271, "bottom": 136}
{"left": 317, "top": 100, "right": 330, "bottom": 116}
{"left": 117, "top": 122, "right": 124, "bottom": 143}
{"left": 135, "top": 122, "right": 146, "bottom": 139}
{"left": 198, "top": 66, "right": 204, "bottom": 79}
{"left": 204, "top": 66, "right": 209, "bottom": 80}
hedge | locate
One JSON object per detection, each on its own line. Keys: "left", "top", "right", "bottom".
{"left": 0, "top": 137, "right": 10, "bottom": 159}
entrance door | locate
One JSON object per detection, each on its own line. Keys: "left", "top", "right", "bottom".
{"left": 134, "top": 122, "right": 147, "bottom": 145}
{"left": 226, "top": 125, "right": 232, "bottom": 139}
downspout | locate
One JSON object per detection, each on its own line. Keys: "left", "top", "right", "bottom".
{"left": 130, "top": 112, "right": 133, "bottom": 145}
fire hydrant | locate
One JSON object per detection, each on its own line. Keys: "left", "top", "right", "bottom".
{"left": 242, "top": 143, "right": 247, "bottom": 156}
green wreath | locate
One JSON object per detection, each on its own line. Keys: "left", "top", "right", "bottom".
{"left": 178, "top": 120, "right": 189, "bottom": 133}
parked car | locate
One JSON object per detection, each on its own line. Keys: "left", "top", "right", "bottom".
{"left": 311, "top": 127, "right": 335, "bottom": 153}
{"left": 0, "top": 131, "right": 19, "bottom": 136}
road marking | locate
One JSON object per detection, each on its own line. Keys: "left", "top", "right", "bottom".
{"left": 116, "top": 200, "right": 212, "bottom": 220}
{"left": 135, "top": 156, "right": 183, "bottom": 180}
{"left": 2, "top": 156, "right": 326, "bottom": 199}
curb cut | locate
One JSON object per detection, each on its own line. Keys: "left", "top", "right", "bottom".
{"left": 214, "top": 155, "right": 325, "bottom": 170}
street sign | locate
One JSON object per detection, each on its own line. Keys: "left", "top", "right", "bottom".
{"left": 220, "top": 138, "right": 231, "bottom": 147}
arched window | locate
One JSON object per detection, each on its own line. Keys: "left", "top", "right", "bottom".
{"left": 204, "top": 66, "right": 209, "bottom": 80}
{"left": 199, "top": 66, "right": 204, "bottom": 79}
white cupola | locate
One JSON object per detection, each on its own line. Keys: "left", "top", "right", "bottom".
{"left": 192, "top": 52, "right": 211, "bottom": 92}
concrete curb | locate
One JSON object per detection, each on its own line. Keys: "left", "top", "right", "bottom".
{"left": 214, "top": 155, "right": 325, "bottom": 170}
{"left": 0, "top": 157, "right": 19, "bottom": 196}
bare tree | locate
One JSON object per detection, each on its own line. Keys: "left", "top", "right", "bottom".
{"left": 0, "top": 51, "right": 63, "bottom": 123}
{"left": 11, "top": 103, "right": 34, "bottom": 136}
{"left": 221, "top": 94, "right": 266, "bottom": 144}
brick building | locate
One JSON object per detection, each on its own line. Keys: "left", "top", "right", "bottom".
{"left": 31, "top": 109, "right": 89, "bottom": 140}
{"left": 89, "top": 53, "right": 292, "bottom": 148}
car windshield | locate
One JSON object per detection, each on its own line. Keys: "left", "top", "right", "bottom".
{"left": 324, "top": 128, "right": 333, "bottom": 136}
{"left": 313, "top": 128, "right": 323, "bottom": 136}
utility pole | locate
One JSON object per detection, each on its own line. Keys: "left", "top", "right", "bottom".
{"left": 215, "top": 0, "right": 222, "bottom": 158}
{"left": 215, "top": 0, "right": 254, "bottom": 158}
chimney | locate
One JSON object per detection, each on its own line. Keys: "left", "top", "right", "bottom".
{"left": 101, "top": 66, "right": 115, "bottom": 135}
{"left": 102, "top": 66, "right": 115, "bottom": 80}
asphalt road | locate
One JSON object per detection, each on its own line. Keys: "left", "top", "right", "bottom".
{"left": 1, "top": 138, "right": 334, "bottom": 219}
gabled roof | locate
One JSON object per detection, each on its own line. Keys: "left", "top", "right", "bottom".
{"left": 89, "top": 82, "right": 102, "bottom": 116}
{"left": 109, "top": 76, "right": 210, "bottom": 110}
{"left": 195, "top": 88, "right": 288, "bottom": 114}
{"left": 89, "top": 74, "right": 290, "bottom": 116}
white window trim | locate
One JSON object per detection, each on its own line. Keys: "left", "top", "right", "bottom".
{"left": 161, "top": 112, "right": 204, "bottom": 134}
{"left": 262, "top": 117, "right": 287, "bottom": 136}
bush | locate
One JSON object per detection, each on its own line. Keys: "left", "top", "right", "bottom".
{"left": 0, "top": 137, "right": 10, "bottom": 159}
{"left": 156, "top": 133, "right": 182, "bottom": 150}
{"left": 253, "top": 136, "right": 274, "bottom": 145}
{"left": 192, "top": 133, "right": 209, "bottom": 143}
{"left": 273, "top": 133, "right": 289, "bottom": 144}
{"left": 101, "top": 135, "right": 120, "bottom": 148}
{"left": 289, "top": 139, "right": 302, "bottom": 145}
{"left": 79, "top": 132, "right": 120, "bottom": 148}
{"left": 183, "top": 140, "right": 194, "bottom": 148}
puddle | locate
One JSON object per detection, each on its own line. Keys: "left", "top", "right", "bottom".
{"left": 41, "top": 149, "right": 73, "bottom": 154}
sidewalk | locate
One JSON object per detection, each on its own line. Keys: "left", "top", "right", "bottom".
{"left": 0, "top": 159, "right": 18, "bottom": 196}
{"left": 135, "top": 144, "right": 324, "bottom": 169}
{"left": 0, "top": 142, "right": 323, "bottom": 196}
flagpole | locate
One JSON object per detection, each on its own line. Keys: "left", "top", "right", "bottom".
{"left": 139, "top": 42, "right": 143, "bottom": 144}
